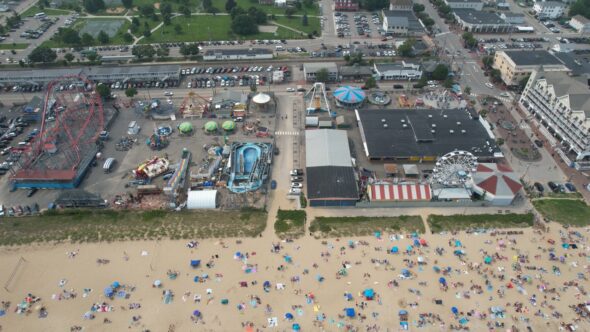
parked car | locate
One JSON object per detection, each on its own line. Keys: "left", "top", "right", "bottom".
{"left": 547, "top": 181, "right": 558, "bottom": 192}
{"left": 534, "top": 140, "right": 543, "bottom": 148}
{"left": 289, "top": 169, "right": 304, "bottom": 176}
{"left": 270, "top": 180, "right": 277, "bottom": 190}
{"left": 565, "top": 182, "right": 576, "bottom": 192}
{"left": 291, "top": 182, "right": 303, "bottom": 189}
{"left": 27, "top": 188, "right": 38, "bottom": 197}
{"left": 291, "top": 176, "right": 303, "bottom": 182}
{"left": 534, "top": 182, "right": 544, "bottom": 193}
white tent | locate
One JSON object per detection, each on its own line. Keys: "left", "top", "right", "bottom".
{"left": 187, "top": 190, "right": 218, "bottom": 209}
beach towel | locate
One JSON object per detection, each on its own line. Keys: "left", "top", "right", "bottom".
{"left": 296, "top": 308, "right": 304, "bottom": 316}
{"left": 267, "top": 317, "right": 278, "bottom": 327}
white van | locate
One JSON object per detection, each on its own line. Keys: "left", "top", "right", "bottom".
{"left": 127, "top": 121, "right": 140, "bottom": 135}
{"left": 275, "top": 45, "right": 285, "bottom": 51}
{"left": 103, "top": 157, "right": 116, "bottom": 173}
{"left": 34, "top": 13, "right": 47, "bottom": 19}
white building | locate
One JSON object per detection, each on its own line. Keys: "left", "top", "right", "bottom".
{"left": 202, "top": 48, "right": 273, "bottom": 61}
{"left": 186, "top": 190, "right": 219, "bottom": 209}
{"left": 569, "top": 15, "right": 590, "bottom": 34}
{"left": 520, "top": 70, "right": 590, "bottom": 168}
{"left": 443, "top": 0, "right": 483, "bottom": 10}
{"left": 382, "top": 15, "right": 409, "bottom": 35}
{"left": 373, "top": 62, "right": 422, "bottom": 80}
{"left": 532, "top": 1, "right": 565, "bottom": 19}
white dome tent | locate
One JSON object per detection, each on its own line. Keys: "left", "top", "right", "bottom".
{"left": 186, "top": 190, "right": 218, "bottom": 209}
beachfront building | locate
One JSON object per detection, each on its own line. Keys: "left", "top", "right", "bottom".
{"left": 569, "top": 15, "right": 590, "bottom": 34}
{"left": 453, "top": 9, "right": 513, "bottom": 33}
{"left": 470, "top": 163, "right": 522, "bottom": 206}
{"left": 493, "top": 50, "right": 568, "bottom": 86}
{"left": 499, "top": 13, "right": 526, "bottom": 25}
{"left": 373, "top": 62, "right": 422, "bottom": 80}
{"left": 303, "top": 62, "right": 339, "bottom": 82}
{"left": 444, "top": 0, "right": 483, "bottom": 10}
{"left": 381, "top": 10, "right": 425, "bottom": 36}
{"left": 519, "top": 70, "right": 590, "bottom": 169}
{"left": 306, "top": 129, "right": 359, "bottom": 207}
{"left": 532, "top": 1, "right": 565, "bottom": 19}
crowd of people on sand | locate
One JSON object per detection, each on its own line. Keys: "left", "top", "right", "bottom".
{"left": 1, "top": 225, "right": 590, "bottom": 331}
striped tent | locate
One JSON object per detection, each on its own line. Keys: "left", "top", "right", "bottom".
{"left": 368, "top": 184, "right": 432, "bottom": 202}
{"left": 333, "top": 86, "right": 366, "bottom": 105}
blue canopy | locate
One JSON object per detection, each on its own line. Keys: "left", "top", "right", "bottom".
{"left": 484, "top": 256, "right": 493, "bottom": 264}
{"left": 452, "top": 307, "right": 459, "bottom": 315}
{"left": 264, "top": 281, "right": 271, "bottom": 287}
{"left": 292, "top": 323, "right": 301, "bottom": 331}
{"left": 285, "top": 312, "right": 294, "bottom": 320}
{"left": 363, "top": 288, "right": 375, "bottom": 298}
{"left": 439, "top": 277, "right": 447, "bottom": 284}
{"left": 333, "top": 86, "right": 366, "bottom": 104}
{"left": 193, "top": 310, "right": 201, "bottom": 317}
{"left": 284, "top": 255, "right": 293, "bottom": 263}
{"left": 406, "top": 245, "right": 413, "bottom": 252}
{"left": 391, "top": 246, "right": 399, "bottom": 253}
{"left": 112, "top": 281, "right": 120, "bottom": 288}
{"left": 401, "top": 269, "right": 410, "bottom": 277}
{"left": 374, "top": 231, "right": 381, "bottom": 238}
{"left": 345, "top": 308, "right": 355, "bottom": 317}
{"left": 455, "top": 240, "right": 462, "bottom": 247}
{"left": 191, "top": 260, "right": 201, "bottom": 267}
{"left": 104, "top": 286, "right": 114, "bottom": 297}
{"left": 399, "top": 310, "right": 408, "bottom": 315}
{"left": 413, "top": 239, "right": 420, "bottom": 246}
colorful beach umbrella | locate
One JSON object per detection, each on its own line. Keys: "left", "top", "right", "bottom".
{"left": 179, "top": 122, "right": 193, "bottom": 133}
{"left": 222, "top": 120, "right": 236, "bottom": 131}
{"left": 204, "top": 121, "right": 218, "bottom": 132}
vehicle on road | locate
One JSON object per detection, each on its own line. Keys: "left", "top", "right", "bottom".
{"left": 26, "top": 188, "right": 38, "bottom": 197}
{"left": 565, "top": 183, "right": 577, "bottom": 192}
{"left": 286, "top": 87, "right": 295, "bottom": 92}
{"left": 534, "top": 182, "right": 544, "bottom": 193}
{"left": 164, "top": 91, "right": 174, "bottom": 96}
{"left": 291, "top": 182, "right": 303, "bottom": 189}
{"left": 534, "top": 140, "right": 543, "bottom": 148}
{"left": 547, "top": 181, "right": 558, "bottom": 192}
{"left": 291, "top": 176, "right": 303, "bottom": 182}
{"left": 270, "top": 180, "right": 277, "bottom": 190}
{"left": 290, "top": 169, "right": 303, "bottom": 176}
{"left": 485, "top": 83, "right": 494, "bottom": 89}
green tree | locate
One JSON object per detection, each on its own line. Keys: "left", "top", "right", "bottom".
{"left": 97, "top": 30, "right": 110, "bottom": 44}
{"left": 181, "top": 6, "right": 191, "bottom": 17}
{"left": 86, "top": 52, "right": 99, "bottom": 62}
{"left": 140, "top": 4, "right": 155, "bottom": 16}
{"left": 482, "top": 55, "right": 494, "bottom": 69}
{"left": 364, "top": 76, "right": 377, "bottom": 89}
{"left": 179, "top": 43, "right": 199, "bottom": 56}
{"left": 569, "top": 0, "right": 590, "bottom": 19}
{"left": 143, "top": 22, "right": 151, "bottom": 37}
{"left": 28, "top": 46, "right": 56, "bottom": 63}
{"left": 64, "top": 52, "right": 75, "bottom": 62}
{"left": 174, "top": 23, "right": 183, "bottom": 34}
{"left": 231, "top": 14, "right": 258, "bottom": 35}
{"left": 462, "top": 31, "right": 478, "bottom": 49}
{"left": 464, "top": 86, "right": 471, "bottom": 95}
{"left": 125, "top": 87, "right": 138, "bottom": 98}
{"left": 132, "top": 44, "right": 156, "bottom": 59}
{"left": 160, "top": 2, "right": 172, "bottom": 15}
{"left": 315, "top": 68, "right": 329, "bottom": 82}
{"left": 397, "top": 38, "right": 415, "bottom": 57}
{"left": 431, "top": 64, "right": 449, "bottom": 80}
{"left": 225, "top": 0, "right": 237, "bottom": 12}
{"left": 156, "top": 46, "right": 169, "bottom": 58}
{"left": 81, "top": 33, "right": 94, "bottom": 46}
{"left": 518, "top": 74, "right": 530, "bottom": 91}
{"left": 96, "top": 83, "right": 111, "bottom": 99}
{"left": 303, "top": 0, "right": 313, "bottom": 7}
{"left": 413, "top": 3, "right": 425, "bottom": 12}
{"left": 123, "top": 32, "right": 133, "bottom": 43}
{"left": 362, "top": 0, "right": 388, "bottom": 11}
{"left": 163, "top": 14, "right": 171, "bottom": 25}
{"left": 131, "top": 17, "right": 140, "bottom": 27}
{"left": 490, "top": 69, "right": 502, "bottom": 83}
{"left": 83, "top": 0, "right": 105, "bottom": 13}
{"left": 57, "top": 28, "right": 81, "bottom": 45}
{"left": 121, "top": 0, "right": 133, "bottom": 9}
{"left": 442, "top": 77, "right": 453, "bottom": 89}
{"left": 302, "top": 13, "right": 308, "bottom": 26}
{"left": 285, "top": 7, "right": 296, "bottom": 18}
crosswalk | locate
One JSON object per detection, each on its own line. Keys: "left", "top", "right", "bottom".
{"left": 275, "top": 131, "right": 300, "bottom": 136}
{"left": 519, "top": 123, "right": 530, "bottom": 130}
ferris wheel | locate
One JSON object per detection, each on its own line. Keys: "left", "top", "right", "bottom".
{"left": 430, "top": 150, "right": 478, "bottom": 186}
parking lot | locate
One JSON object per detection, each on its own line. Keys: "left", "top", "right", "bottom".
{"left": 334, "top": 11, "right": 382, "bottom": 38}
{"left": 180, "top": 65, "right": 291, "bottom": 89}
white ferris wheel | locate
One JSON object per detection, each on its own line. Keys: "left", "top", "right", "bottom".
{"left": 430, "top": 150, "right": 478, "bottom": 186}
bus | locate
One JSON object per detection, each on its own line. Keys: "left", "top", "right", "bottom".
{"left": 515, "top": 26, "right": 534, "bottom": 33}
{"left": 34, "top": 12, "right": 46, "bottom": 19}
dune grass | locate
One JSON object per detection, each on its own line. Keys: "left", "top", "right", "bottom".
{"left": 309, "top": 215, "right": 424, "bottom": 238}
{"left": 427, "top": 213, "right": 534, "bottom": 233}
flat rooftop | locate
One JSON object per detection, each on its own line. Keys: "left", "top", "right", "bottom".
{"left": 454, "top": 9, "right": 507, "bottom": 25}
{"left": 356, "top": 108, "right": 498, "bottom": 159}
{"left": 503, "top": 50, "right": 563, "bottom": 66}
{"left": 382, "top": 10, "right": 425, "bottom": 33}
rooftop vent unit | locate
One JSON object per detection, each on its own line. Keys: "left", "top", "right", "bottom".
{"left": 432, "top": 124, "right": 436, "bottom": 128}
{"left": 431, "top": 129, "right": 436, "bottom": 134}
{"left": 428, "top": 114, "right": 433, "bottom": 118}
{"left": 461, "top": 130, "right": 466, "bottom": 134}
{"left": 381, "top": 118, "right": 386, "bottom": 123}
{"left": 457, "top": 122, "right": 461, "bottom": 126}
{"left": 401, "top": 119, "right": 406, "bottom": 123}
{"left": 443, "top": 115, "right": 448, "bottom": 118}
{"left": 402, "top": 124, "right": 408, "bottom": 128}
{"left": 383, "top": 123, "right": 388, "bottom": 128}
{"left": 449, "top": 130, "right": 454, "bottom": 134}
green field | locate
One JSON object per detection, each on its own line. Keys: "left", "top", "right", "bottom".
{"left": 0, "top": 208, "right": 267, "bottom": 246}
{"left": 210, "top": 0, "right": 318, "bottom": 15}
{"left": 43, "top": 19, "right": 132, "bottom": 47}
{"left": 427, "top": 213, "right": 535, "bottom": 233}
{"left": 533, "top": 199, "right": 590, "bottom": 226}
{"left": 309, "top": 215, "right": 424, "bottom": 238}
{"left": 21, "top": 6, "right": 72, "bottom": 17}
{"left": 273, "top": 15, "right": 320, "bottom": 35}
{"left": 0, "top": 43, "right": 29, "bottom": 50}
{"left": 274, "top": 209, "right": 306, "bottom": 239}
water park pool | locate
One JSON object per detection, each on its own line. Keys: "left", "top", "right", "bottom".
{"left": 227, "top": 142, "right": 272, "bottom": 193}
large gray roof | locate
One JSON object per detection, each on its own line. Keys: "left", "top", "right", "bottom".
{"left": 540, "top": 71, "right": 590, "bottom": 112}
{"left": 454, "top": 9, "right": 507, "bottom": 25}
{"left": 504, "top": 50, "right": 563, "bottom": 66}
{"left": 305, "top": 129, "right": 352, "bottom": 167}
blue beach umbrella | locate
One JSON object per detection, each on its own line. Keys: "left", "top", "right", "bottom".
{"left": 391, "top": 246, "right": 399, "bottom": 254}
{"left": 345, "top": 308, "right": 355, "bottom": 317}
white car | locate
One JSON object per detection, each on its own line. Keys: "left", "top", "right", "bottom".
{"left": 286, "top": 87, "right": 295, "bottom": 92}
{"left": 291, "top": 182, "right": 303, "bottom": 189}
{"left": 485, "top": 83, "right": 494, "bottom": 89}
{"left": 164, "top": 91, "right": 173, "bottom": 96}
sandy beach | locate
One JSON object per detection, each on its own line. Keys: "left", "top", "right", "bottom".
{"left": 1, "top": 224, "right": 589, "bottom": 332}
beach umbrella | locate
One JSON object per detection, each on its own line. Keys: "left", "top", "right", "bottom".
{"left": 399, "top": 310, "right": 408, "bottom": 316}
{"left": 190, "top": 260, "right": 201, "bottom": 268}
{"left": 451, "top": 307, "right": 459, "bottom": 315}
{"left": 204, "top": 121, "right": 218, "bottom": 132}
{"left": 112, "top": 281, "right": 120, "bottom": 288}
{"left": 179, "top": 122, "right": 193, "bottom": 134}
{"left": 285, "top": 312, "right": 294, "bottom": 320}
{"left": 345, "top": 308, "right": 355, "bottom": 317}
{"left": 154, "top": 280, "right": 162, "bottom": 287}
{"left": 284, "top": 255, "right": 293, "bottom": 263}
{"left": 406, "top": 245, "right": 413, "bottom": 252}
{"left": 419, "top": 238, "right": 427, "bottom": 246}
{"left": 345, "top": 293, "right": 353, "bottom": 301}
{"left": 455, "top": 240, "right": 462, "bottom": 247}
{"left": 391, "top": 246, "right": 399, "bottom": 254}
{"left": 433, "top": 266, "right": 441, "bottom": 273}
{"left": 417, "top": 256, "right": 425, "bottom": 263}
{"left": 193, "top": 310, "right": 201, "bottom": 317}
{"left": 401, "top": 269, "right": 410, "bottom": 277}
{"left": 439, "top": 277, "right": 447, "bottom": 285}
{"left": 222, "top": 120, "right": 236, "bottom": 131}
{"left": 484, "top": 256, "right": 492, "bottom": 264}
{"left": 374, "top": 231, "right": 381, "bottom": 239}
{"left": 0, "top": 309, "right": 5, "bottom": 317}
{"left": 413, "top": 239, "right": 420, "bottom": 246}
{"left": 104, "top": 286, "right": 114, "bottom": 297}
{"left": 363, "top": 288, "right": 375, "bottom": 300}
{"left": 292, "top": 323, "right": 301, "bottom": 331}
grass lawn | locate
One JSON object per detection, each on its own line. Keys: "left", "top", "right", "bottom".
{"left": 144, "top": 15, "right": 284, "bottom": 43}
{"left": 427, "top": 213, "right": 535, "bottom": 233}
{"left": 309, "top": 215, "right": 424, "bottom": 238}
{"left": 274, "top": 209, "right": 306, "bottom": 239}
{"left": 533, "top": 199, "right": 590, "bottom": 226}
{"left": 273, "top": 15, "right": 320, "bottom": 35}
{"left": 42, "top": 18, "right": 132, "bottom": 47}
{"left": 21, "top": 6, "right": 72, "bottom": 17}
{"left": 0, "top": 43, "right": 29, "bottom": 50}
{"left": 210, "top": 0, "right": 318, "bottom": 15}
{"left": 0, "top": 208, "right": 266, "bottom": 246}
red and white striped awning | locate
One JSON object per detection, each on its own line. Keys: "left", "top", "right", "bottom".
{"left": 368, "top": 184, "right": 432, "bottom": 201}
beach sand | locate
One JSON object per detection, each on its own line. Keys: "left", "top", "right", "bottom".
{"left": 0, "top": 225, "right": 589, "bottom": 331}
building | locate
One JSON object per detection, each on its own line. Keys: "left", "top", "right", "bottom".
{"left": 186, "top": 190, "right": 219, "bottom": 209}
{"left": 339, "top": 65, "right": 374, "bottom": 81}
{"left": 493, "top": 50, "right": 568, "bottom": 86}
{"left": 569, "top": 15, "right": 590, "bottom": 34}
{"left": 335, "top": 0, "right": 359, "bottom": 11}
{"left": 202, "top": 48, "right": 273, "bottom": 61}
{"left": 389, "top": 0, "right": 413, "bottom": 11}
{"left": 373, "top": 62, "right": 422, "bottom": 80}
{"left": 303, "top": 62, "right": 339, "bottom": 82}
{"left": 444, "top": 0, "right": 483, "bottom": 10}
{"left": 554, "top": 52, "right": 590, "bottom": 76}
{"left": 355, "top": 108, "right": 499, "bottom": 161}
{"left": 453, "top": 9, "right": 513, "bottom": 33}
{"left": 305, "top": 129, "right": 359, "bottom": 207}
{"left": 0, "top": 65, "right": 181, "bottom": 86}
{"left": 381, "top": 10, "right": 425, "bottom": 36}
{"left": 471, "top": 163, "right": 522, "bottom": 206}
{"left": 520, "top": 70, "right": 590, "bottom": 167}
{"left": 367, "top": 184, "right": 432, "bottom": 202}
{"left": 500, "top": 13, "right": 525, "bottom": 25}
{"left": 532, "top": 1, "right": 565, "bottom": 19}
